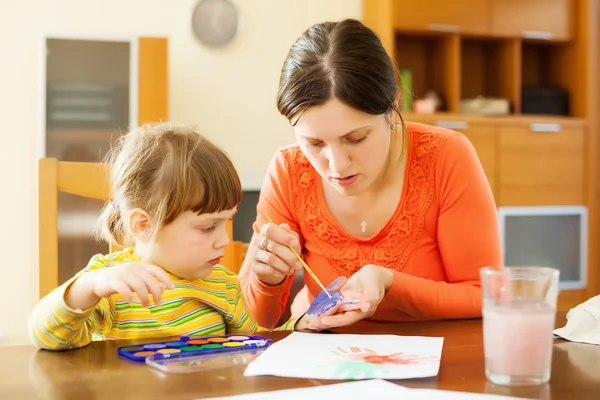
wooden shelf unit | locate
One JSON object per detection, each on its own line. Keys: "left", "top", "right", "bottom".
{"left": 460, "top": 37, "right": 520, "bottom": 112}
{"left": 366, "top": 0, "right": 582, "bottom": 118}
{"left": 363, "top": 0, "right": 599, "bottom": 312}
{"left": 394, "top": 32, "right": 458, "bottom": 111}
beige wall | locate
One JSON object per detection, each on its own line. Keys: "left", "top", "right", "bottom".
{"left": 0, "top": 0, "right": 361, "bottom": 345}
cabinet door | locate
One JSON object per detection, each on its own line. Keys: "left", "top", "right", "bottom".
{"left": 498, "top": 123, "right": 585, "bottom": 205}
{"left": 491, "top": 0, "right": 572, "bottom": 40}
{"left": 433, "top": 119, "right": 497, "bottom": 197}
{"left": 42, "top": 36, "right": 168, "bottom": 292}
{"left": 392, "top": 0, "right": 491, "bottom": 35}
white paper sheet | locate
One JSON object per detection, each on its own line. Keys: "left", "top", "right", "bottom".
{"left": 201, "top": 379, "right": 408, "bottom": 399}
{"left": 200, "top": 379, "right": 526, "bottom": 400}
{"left": 243, "top": 332, "right": 444, "bottom": 380}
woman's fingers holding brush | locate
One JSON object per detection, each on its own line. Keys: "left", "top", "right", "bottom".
{"left": 261, "top": 222, "right": 301, "bottom": 254}
{"left": 251, "top": 222, "right": 303, "bottom": 285}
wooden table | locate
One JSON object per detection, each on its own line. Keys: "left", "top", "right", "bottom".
{"left": 1, "top": 314, "right": 598, "bottom": 399}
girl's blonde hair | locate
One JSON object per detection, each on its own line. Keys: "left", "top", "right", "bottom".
{"left": 96, "top": 122, "right": 242, "bottom": 247}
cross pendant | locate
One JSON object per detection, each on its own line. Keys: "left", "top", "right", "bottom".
{"left": 360, "top": 220, "right": 367, "bottom": 233}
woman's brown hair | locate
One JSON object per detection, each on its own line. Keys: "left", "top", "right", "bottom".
{"left": 96, "top": 122, "right": 242, "bottom": 248}
{"left": 276, "top": 19, "right": 406, "bottom": 159}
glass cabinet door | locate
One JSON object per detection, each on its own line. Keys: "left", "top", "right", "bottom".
{"left": 44, "top": 37, "right": 133, "bottom": 284}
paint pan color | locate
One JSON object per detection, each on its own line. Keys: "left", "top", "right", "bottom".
{"left": 222, "top": 342, "right": 245, "bottom": 347}
{"left": 228, "top": 335, "right": 249, "bottom": 341}
{"left": 207, "top": 337, "right": 229, "bottom": 343}
{"left": 133, "top": 351, "right": 156, "bottom": 357}
{"left": 143, "top": 343, "right": 167, "bottom": 350}
{"left": 180, "top": 346, "right": 203, "bottom": 352}
{"left": 243, "top": 340, "right": 266, "bottom": 346}
{"left": 165, "top": 341, "right": 188, "bottom": 348}
{"left": 120, "top": 346, "right": 144, "bottom": 352}
{"left": 200, "top": 344, "right": 223, "bottom": 349}
{"left": 157, "top": 348, "right": 181, "bottom": 354}
{"left": 187, "top": 339, "right": 209, "bottom": 345}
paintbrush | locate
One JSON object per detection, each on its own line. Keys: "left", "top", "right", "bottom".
{"left": 263, "top": 213, "right": 332, "bottom": 299}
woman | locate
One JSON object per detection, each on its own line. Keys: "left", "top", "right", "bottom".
{"left": 238, "top": 19, "right": 501, "bottom": 329}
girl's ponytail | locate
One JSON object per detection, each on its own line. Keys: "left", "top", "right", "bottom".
{"left": 95, "top": 200, "right": 128, "bottom": 248}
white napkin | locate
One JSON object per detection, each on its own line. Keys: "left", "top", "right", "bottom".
{"left": 553, "top": 295, "right": 600, "bottom": 345}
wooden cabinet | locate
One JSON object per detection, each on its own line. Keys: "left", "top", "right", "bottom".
{"left": 391, "top": 0, "right": 491, "bottom": 35}
{"left": 41, "top": 36, "right": 168, "bottom": 289}
{"left": 433, "top": 119, "right": 497, "bottom": 196}
{"left": 404, "top": 114, "right": 587, "bottom": 207}
{"left": 498, "top": 122, "right": 585, "bottom": 206}
{"left": 491, "top": 0, "right": 573, "bottom": 40}
{"left": 365, "top": 0, "right": 582, "bottom": 115}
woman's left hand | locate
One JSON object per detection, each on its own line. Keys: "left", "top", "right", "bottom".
{"left": 307, "top": 264, "right": 393, "bottom": 331}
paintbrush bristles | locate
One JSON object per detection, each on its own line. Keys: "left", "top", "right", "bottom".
{"left": 263, "top": 214, "right": 333, "bottom": 299}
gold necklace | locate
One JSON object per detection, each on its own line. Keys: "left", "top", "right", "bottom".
{"left": 360, "top": 218, "right": 367, "bottom": 233}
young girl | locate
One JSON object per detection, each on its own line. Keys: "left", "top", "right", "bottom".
{"left": 28, "top": 122, "right": 329, "bottom": 350}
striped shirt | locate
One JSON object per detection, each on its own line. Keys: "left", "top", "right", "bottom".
{"left": 29, "top": 248, "right": 298, "bottom": 350}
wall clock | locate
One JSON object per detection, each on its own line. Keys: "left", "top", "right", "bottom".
{"left": 191, "top": 0, "right": 240, "bottom": 48}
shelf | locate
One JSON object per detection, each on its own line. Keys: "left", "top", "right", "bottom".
{"left": 521, "top": 41, "right": 572, "bottom": 116}
{"left": 395, "top": 32, "right": 459, "bottom": 112}
{"left": 460, "top": 38, "right": 520, "bottom": 112}
{"left": 401, "top": 111, "right": 587, "bottom": 128}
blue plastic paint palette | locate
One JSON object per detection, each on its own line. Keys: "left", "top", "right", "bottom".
{"left": 117, "top": 334, "right": 271, "bottom": 363}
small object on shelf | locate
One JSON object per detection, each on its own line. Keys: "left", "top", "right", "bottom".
{"left": 413, "top": 91, "right": 440, "bottom": 114}
{"left": 522, "top": 86, "right": 569, "bottom": 116}
{"left": 399, "top": 69, "right": 413, "bottom": 112}
{"left": 460, "top": 96, "right": 510, "bottom": 116}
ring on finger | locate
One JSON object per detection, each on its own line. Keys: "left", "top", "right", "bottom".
{"left": 259, "top": 235, "right": 269, "bottom": 251}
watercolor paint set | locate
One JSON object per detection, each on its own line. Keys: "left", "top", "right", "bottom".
{"left": 117, "top": 334, "right": 271, "bottom": 373}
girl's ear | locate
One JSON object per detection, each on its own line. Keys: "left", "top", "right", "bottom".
{"left": 128, "top": 208, "right": 153, "bottom": 242}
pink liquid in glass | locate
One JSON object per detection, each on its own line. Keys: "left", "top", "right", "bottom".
{"left": 483, "top": 303, "right": 555, "bottom": 385}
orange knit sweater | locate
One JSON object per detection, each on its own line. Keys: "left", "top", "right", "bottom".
{"left": 238, "top": 122, "right": 502, "bottom": 328}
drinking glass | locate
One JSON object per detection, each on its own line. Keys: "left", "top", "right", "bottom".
{"left": 480, "top": 266, "right": 560, "bottom": 386}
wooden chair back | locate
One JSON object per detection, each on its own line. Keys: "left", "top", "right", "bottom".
{"left": 38, "top": 158, "right": 243, "bottom": 299}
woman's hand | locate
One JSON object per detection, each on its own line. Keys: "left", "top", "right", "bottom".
{"left": 251, "top": 222, "right": 303, "bottom": 286}
{"left": 65, "top": 262, "right": 175, "bottom": 310}
{"left": 307, "top": 265, "right": 394, "bottom": 331}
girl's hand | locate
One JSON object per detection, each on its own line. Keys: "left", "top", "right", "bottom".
{"left": 251, "top": 222, "right": 303, "bottom": 286}
{"left": 306, "top": 265, "right": 393, "bottom": 331}
{"left": 65, "top": 262, "right": 175, "bottom": 310}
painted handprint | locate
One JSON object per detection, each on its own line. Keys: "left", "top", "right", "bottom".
{"left": 306, "top": 277, "right": 358, "bottom": 316}
{"left": 333, "top": 346, "right": 439, "bottom": 366}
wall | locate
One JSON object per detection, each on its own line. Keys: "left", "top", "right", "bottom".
{"left": 0, "top": 0, "right": 361, "bottom": 346}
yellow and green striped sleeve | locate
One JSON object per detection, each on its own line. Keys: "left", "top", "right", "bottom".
{"left": 219, "top": 267, "right": 300, "bottom": 333}
{"left": 221, "top": 267, "right": 259, "bottom": 334}
{"left": 28, "top": 255, "right": 114, "bottom": 350}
